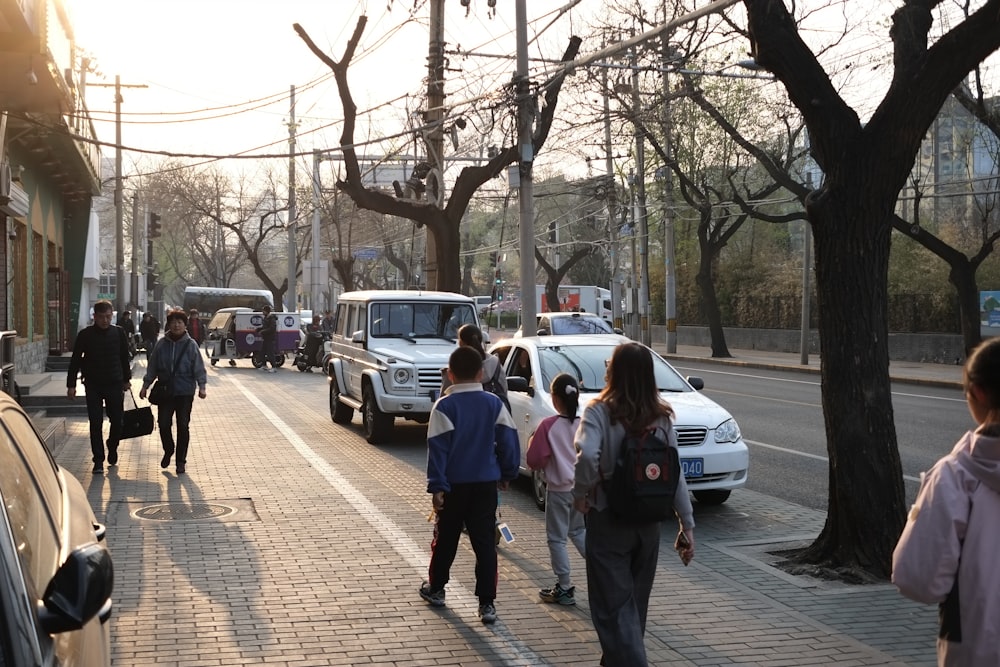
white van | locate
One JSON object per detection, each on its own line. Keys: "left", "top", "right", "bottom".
{"left": 325, "top": 290, "right": 482, "bottom": 443}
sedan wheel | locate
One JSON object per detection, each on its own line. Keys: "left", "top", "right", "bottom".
{"left": 532, "top": 470, "right": 546, "bottom": 510}
{"left": 693, "top": 489, "right": 731, "bottom": 505}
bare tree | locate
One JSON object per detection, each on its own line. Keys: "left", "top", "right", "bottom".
{"left": 741, "top": 0, "right": 1000, "bottom": 578}
{"left": 294, "top": 17, "right": 581, "bottom": 292}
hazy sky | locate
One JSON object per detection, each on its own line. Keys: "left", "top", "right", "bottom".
{"left": 68, "top": 0, "right": 584, "bottom": 177}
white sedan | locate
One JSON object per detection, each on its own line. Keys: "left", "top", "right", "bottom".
{"left": 489, "top": 335, "right": 749, "bottom": 509}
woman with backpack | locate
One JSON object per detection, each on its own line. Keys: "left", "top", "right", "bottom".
{"left": 572, "top": 342, "right": 695, "bottom": 666}
{"left": 439, "top": 324, "right": 509, "bottom": 411}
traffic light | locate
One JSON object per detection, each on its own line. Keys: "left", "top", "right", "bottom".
{"left": 148, "top": 212, "right": 162, "bottom": 238}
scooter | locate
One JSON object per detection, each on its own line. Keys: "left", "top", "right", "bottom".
{"left": 294, "top": 330, "right": 329, "bottom": 372}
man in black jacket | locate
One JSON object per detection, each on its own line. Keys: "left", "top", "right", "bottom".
{"left": 256, "top": 304, "right": 279, "bottom": 372}
{"left": 67, "top": 300, "right": 132, "bottom": 473}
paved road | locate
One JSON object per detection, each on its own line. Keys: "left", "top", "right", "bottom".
{"left": 45, "top": 347, "right": 949, "bottom": 666}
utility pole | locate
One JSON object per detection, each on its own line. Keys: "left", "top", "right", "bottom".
{"left": 602, "top": 53, "right": 623, "bottom": 330}
{"left": 661, "top": 9, "right": 677, "bottom": 353}
{"left": 630, "top": 43, "right": 651, "bottom": 345}
{"left": 131, "top": 193, "right": 140, "bottom": 308}
{"left": 311, "top": 150, "right": 322, "bottom": 311}
{"left": 287, "top": 85, "right": 297, "bottom": 312}
{"left": 425, "top": 0, "right": 447, "bottom": 289}
{"left": 86, "top": 76, "right": 146, "bottom": 314}
{"left": 515, "top": 0, "right": 537, "bottom": 330}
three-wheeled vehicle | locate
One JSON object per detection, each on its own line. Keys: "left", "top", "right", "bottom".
{"left": 203, "top": 307, "right": 301, "bottom": 367}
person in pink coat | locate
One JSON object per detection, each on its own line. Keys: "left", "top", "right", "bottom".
{"left": 892, "top": 336, "right": 1000, "bottom": 666}
{"left": 527, "top": 373, "right": 586, "bottom": 606}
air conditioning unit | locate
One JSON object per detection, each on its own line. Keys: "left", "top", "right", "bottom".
{"left": 0, "top": 159, "right": 29, "bottom": 218}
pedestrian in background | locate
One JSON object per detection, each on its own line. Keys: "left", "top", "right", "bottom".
{"left": 892, "top": 336, "right": 1000, "bottom": 667}
{"left": 573, "top": 342, "right": 695, "bottom": 666}
{"left": 116, "top": 309, "right": 137, "bottom": 358}
{"left": 139, "top": 309, "right": 207, "bottom": 475}
{"left": 256, "top": 304, "right": 279, "bottom": 372}
{"left": 439, "top": 324, "right": 508, "bottom": 411}
{"left": 187, "top": 308, "right": 205, "bottom": 344}
{"left": 321, "top": 309, "right": 335, "bottom": 333}
{"left": 139, "top": 311, "right": 160, "bottom": 359}
{"left": 420, "top": 346, "right": 520, "bottom": 625}
{"left": 66, "top": 299, "right": 132, "bottom": 474}
{"left": 527, "top": 372, "right": 586, "bottom": 606}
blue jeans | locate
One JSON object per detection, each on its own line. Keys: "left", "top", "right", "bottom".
{"left": 85, "top": 383, "right": 125, "bottom": 464}
{"left": 156, "top": 394, "right": 195, "bottom": 466}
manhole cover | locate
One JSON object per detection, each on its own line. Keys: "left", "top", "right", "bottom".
{"left": 132, "top": 503, "right": 237, "bottom": 521}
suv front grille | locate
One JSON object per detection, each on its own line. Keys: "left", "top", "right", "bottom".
{"left": 417, "top": 366, "right": 444, "bottom": 389}
{"left": 676, "top": 426, "right": 707, "bottom": 447}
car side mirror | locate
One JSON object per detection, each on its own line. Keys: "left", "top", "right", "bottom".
{"left": 38, "top": 542, "right": 114, "bottom": 634}
{"left": 613, "top": 327, "right": 624, "bottom": 335}
{"left": 350, "top": 330, "right": 365, "bottom": 344}
{"left": 506, "top": 376, "right": 530, "bottom": 394}
{"left": 686, "top": 376, "right": 705, "bottom": 391}
{"left": 536, "top": 329, "right": 549, "bottom": 336}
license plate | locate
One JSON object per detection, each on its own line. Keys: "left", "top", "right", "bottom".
{"left": 681, "top": 458, "right": 703, "bottom": 478}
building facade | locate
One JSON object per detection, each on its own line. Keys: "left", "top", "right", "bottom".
{"left": 1, "top": 0, "right": 101, "bottom": 374}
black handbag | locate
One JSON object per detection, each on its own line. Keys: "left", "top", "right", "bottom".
{"left": 148, "top": 343, "right": 182, "bottom": 406}
{"left": 121, "top": 389, "right": 154, "bottom": 439}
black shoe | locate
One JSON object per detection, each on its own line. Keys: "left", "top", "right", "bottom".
{"left": 108, "top": 448, "right": 118, "bottom": 466}
{"left": 161, "top": 452, "right": 172, "bottom": 469}
{"left": 176, "top": 464, "right": 186, "bottom": 474}
{"left": 92, "top": 464, "right": 104, "bottom": 474}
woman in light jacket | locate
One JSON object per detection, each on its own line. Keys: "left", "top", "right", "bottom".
{"left": 140, "top": 309, "right": 207, "bottom": 474}
{"left": 892, "top": 336, "right": 1000, "bottom": 666}
{"left": 573, "top": 342, "right": 695, "bottom": 666}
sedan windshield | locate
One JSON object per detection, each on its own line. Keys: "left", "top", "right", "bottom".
{"left": 548, "top": 316, "right": 614, "bottom": 335}
{"left": 535, "top": 344, "right": 692, "bottom": 394}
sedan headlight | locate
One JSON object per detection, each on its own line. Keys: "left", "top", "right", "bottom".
{"left": 393, "top": 368, "right": 412, "bottom": 384}
{"left": 714, "top": 418, "right": 741, "bottom": 443}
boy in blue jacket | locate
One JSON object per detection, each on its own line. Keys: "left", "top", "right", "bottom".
{"left": 420, "top": 346, "right": 520, "bottom": 625}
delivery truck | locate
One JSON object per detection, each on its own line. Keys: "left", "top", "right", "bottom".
{"left": 536, "top": 285, "right": 613, "bottom": 321}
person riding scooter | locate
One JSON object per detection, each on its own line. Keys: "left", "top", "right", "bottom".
{"left": 295, "top": 315, "right": 327, "bottom": 372}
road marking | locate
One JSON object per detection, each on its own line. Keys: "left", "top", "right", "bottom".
{"left": 232, "top": 380, "right": 544, "bottom": 667}
{"left": 745, "top": 439, "right": 922, "bottom": 484}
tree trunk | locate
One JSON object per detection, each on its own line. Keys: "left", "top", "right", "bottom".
{"left": 949, "top": 261, "right": 982, "bottom": 358}
{"left": 798, "top": 179, "right": 906, "bottom": 578}
{"left": 695, "top": 249, "right": 731, "bottom": 358}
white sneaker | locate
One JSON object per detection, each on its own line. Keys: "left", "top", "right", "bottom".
{"left": 268, "top": 368, "right": 276, "bottom": 373}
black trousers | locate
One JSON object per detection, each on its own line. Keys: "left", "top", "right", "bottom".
{"left": 156, "top": 394, "right": 195, "bottom": 466}
{"left": 85, "top": 383, "right": 124, "bottom": 464}
{"left": 427, "top": 481, "right": 498, "bottom": 604}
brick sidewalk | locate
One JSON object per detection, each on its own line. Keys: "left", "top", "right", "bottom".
{"left": 51, "top": 359, "right": 938, "bottom": 666}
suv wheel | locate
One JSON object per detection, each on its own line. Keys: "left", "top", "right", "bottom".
{"left": 693, "top": 489, "right": 731, "bottom": 505}
{"left": 532, "top": 470, "right": 546, "bottom": 510}
{"left": 329, "top": 375, "right": 354, "bottom": 424}
{"left": 362, "top": 382, "right": 393, "bottom": 444}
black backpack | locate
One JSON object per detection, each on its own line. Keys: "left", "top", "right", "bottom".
{"left": 482, "top": 361, "right": 511, "bottom": 413}
{"left": 604, "top": 426, "right": 680, "bottom": 523}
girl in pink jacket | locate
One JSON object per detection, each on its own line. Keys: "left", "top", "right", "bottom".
{"left": 892, "top": 336, "right": 1000, "bottom": 666}
{"left": 527, "top": 373, "right": 586, "bottom": 606}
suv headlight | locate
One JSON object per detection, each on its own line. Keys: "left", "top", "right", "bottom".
{"left": 392, "top": 367, "right": 412, "bottom": 385}
{"left": 714, "top": 418, "right": 741, "bottom": 443}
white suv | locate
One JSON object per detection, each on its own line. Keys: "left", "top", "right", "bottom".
{"left": 325, "top": 290, "right": 482, "bottom": 443}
